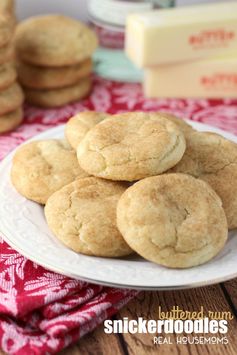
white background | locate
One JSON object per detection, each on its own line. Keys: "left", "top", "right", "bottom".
{"left": 16, "top": 0, "right": 230, "bottom": 21}
{"left": 16, "top": 0, "right": 89, "bottom": 21}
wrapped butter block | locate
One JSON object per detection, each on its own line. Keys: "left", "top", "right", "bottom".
{"left": 144, "top": 56, "right": 237, "bottom": 98}
{"left": 126, "top": 2, "right": 237, "bottom": 67}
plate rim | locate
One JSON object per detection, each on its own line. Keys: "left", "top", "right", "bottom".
{"left": 1, "top": 227, "right": 237, "bottom": 291}
{"left": 0, "top": 120, "right": 237, "bottom": 290}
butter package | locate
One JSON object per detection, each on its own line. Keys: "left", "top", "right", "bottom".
{"left": 144, "top": 56, "right": 237, "bottom": 98}
{"left": 126, "top": 2, "right": 237, "bottom": 67}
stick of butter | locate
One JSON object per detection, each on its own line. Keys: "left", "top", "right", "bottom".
{"left": 126, "top": 2, "right": 237, "bottom": 67}
{"left": 144, "top": 56, "right": 237, "bottom": 98}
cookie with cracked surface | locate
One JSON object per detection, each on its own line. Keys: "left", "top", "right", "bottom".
{"left": 11, "top": 139, "right": 89, "bottom": 204}
{"left": 159, "top": 112, "right": 194, "bottom": 137}
{"left": 0, "top": 82, "right": 24, "bottom": 115}
{"left": 15, "top": 15, "right": 98, "bottom": 67}
{"left": 170, "top": 131, "right": 237, "bottom": 229}
{"left": 17, "top": 59, "right": 92, "bottom": 89}
{"left": 77, "top": 112, "right": 186, "bottom": 181}
{"left": 117, "top": 173, "right": 228, "bottom": 269}
{"left": 0, "top": 107, "right": 23, "bottom": 133}
{"left": 0, "top": 62, "right": 16, "bottom": 90}
{"left": 23, "top": 77, "right": 92, "bottom": 108}
{"left": 45, "top": 177, "right": 133, "bottom": 257}
{"left": 65, "top": 111, "right": 111, "bottom": 150}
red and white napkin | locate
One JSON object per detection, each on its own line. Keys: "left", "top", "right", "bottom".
{"left": 0, "top": 77, "right": 236, "bottom": 354}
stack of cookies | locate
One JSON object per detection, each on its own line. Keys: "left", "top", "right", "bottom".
{"left": 11, "top": 111, "right": 234, "bottom": 269}
{"left": 15, "top": 15, "right": 98, "bottom": 108}
{"left": 0, "top": 0, "right": 15, "bottom": 19}
{"left": 0, "top": 1, "right": 24, "bottom": 133}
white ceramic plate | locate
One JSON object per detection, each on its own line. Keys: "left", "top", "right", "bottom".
{"left": 0, "top": 121, "right": 237, "bottom": 290}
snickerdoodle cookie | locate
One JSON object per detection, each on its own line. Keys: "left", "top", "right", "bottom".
{"left": 23, "top": 78, "right": 91, "bottom": 108}
{"left": 0, "top": 62, "right": 16, "bottom": 90}
{"left": 77, "top": 112, "right": 186, "bottom": 181}
{"left": 45, "top": 177, "right": 132, "bottom": 257}
{"left": 65, "top": 111, "right": 111, "bottom": 150}
{"left": 0, "top": 0, "right": 14, "bottom": 15}
{"left": 0, "top": 13, "right": 14, "bottom": 46}
{"left": 170, "top": 131, "right": 237, "bottom": 229}
{"left": 11, "top": 139, "right": 89, "bottom": 204}
{"left": 159, "top": 112, "right": 194, "bottom": 136}
{"left": 15, "top": 15, "right": 98, "bottom": 67}
{"left": 0, "top": 42, "right": 14, "bottom": 65}
{"left": 0, "top": 82, "right": 24, "bottom": 115}
{"left": 17, "top": 59, "right": 93, "bottom": 89}
{"left": 0, "top": 107, "right": 23, "bottom": 133}
{"left": 117, "top": 173, "right": 228, "bottom": 268}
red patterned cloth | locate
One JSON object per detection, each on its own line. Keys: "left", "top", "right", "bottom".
{"left": 0, "top": 77, "right": 236, "bottom": 355}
